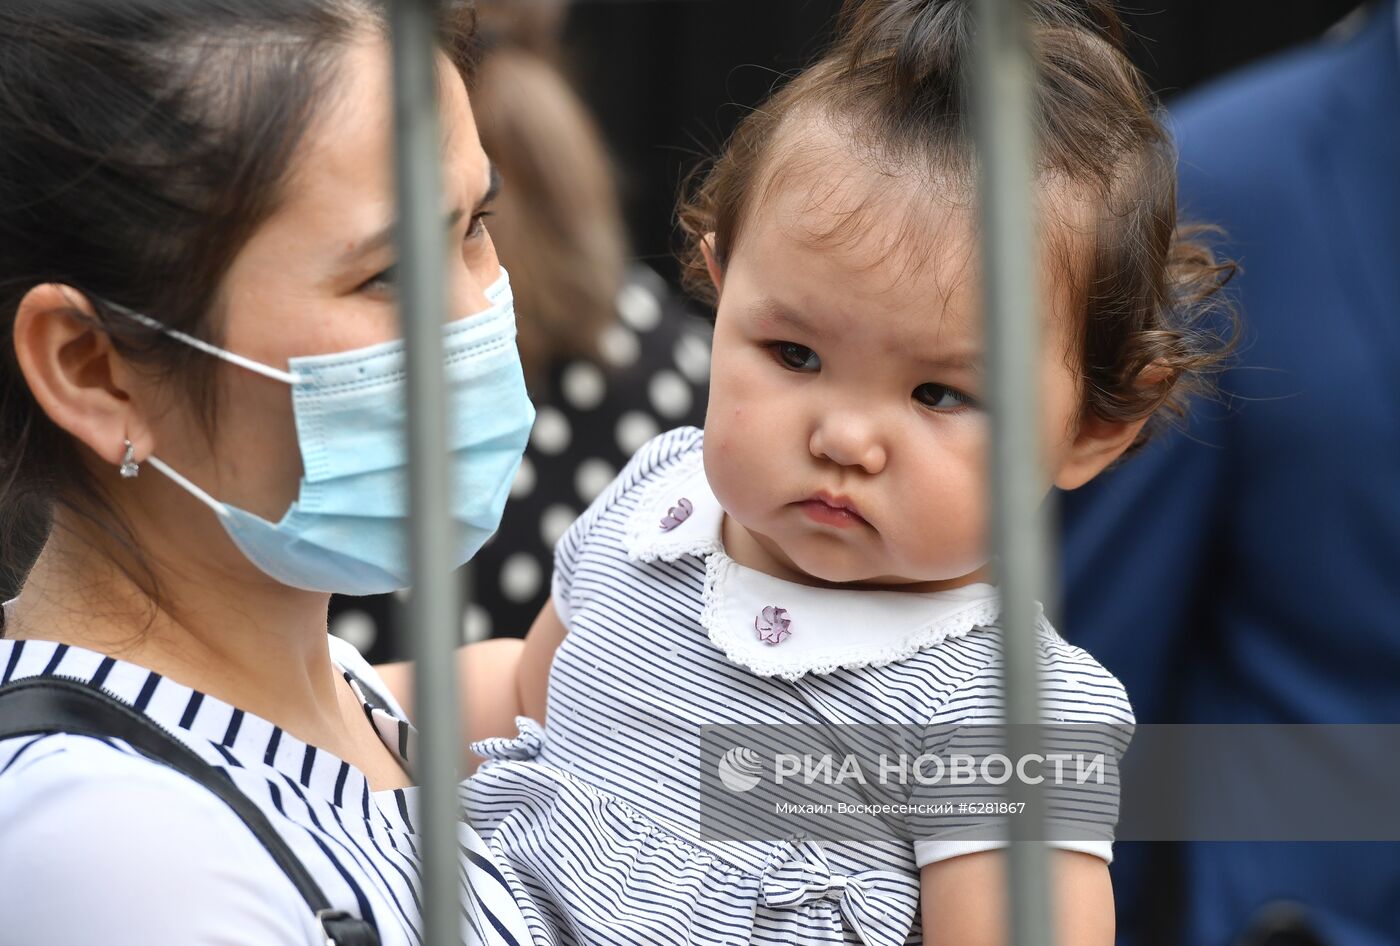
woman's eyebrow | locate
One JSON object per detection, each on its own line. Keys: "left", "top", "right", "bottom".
{"left": 342, "top": 161, "right": 500, "bottom": 264}
{"left": 477, "top": 163, "right": 502, "bottom": 211}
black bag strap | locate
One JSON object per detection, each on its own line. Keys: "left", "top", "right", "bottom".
{"left": 0, "top": 676, "right": 381, "bottom": 946}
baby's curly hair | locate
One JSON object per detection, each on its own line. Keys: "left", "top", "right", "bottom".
{"left": 678, "top": 0, "right": 1236, "bottom": 451}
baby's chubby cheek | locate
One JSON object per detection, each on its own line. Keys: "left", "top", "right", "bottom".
{"left": 895, "top": 465, "right": 992, "bottom": 578}
{"left": 702, "top": 434, "right": 755, "bottom": 518}
{"left": 701, "top": 385, "right": 766, "bottom": 500}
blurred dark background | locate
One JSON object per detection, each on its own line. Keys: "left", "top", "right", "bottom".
{"left": 560, "top": 0, "right": 1367, "bottom": 289}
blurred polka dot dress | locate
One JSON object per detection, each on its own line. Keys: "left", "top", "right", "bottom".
{"left": 329, "top": 267, "right": 712, "bottom": 660}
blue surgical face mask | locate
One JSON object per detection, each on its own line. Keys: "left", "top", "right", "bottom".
{"left": 110, "top": 270, "right": 535, "bottom": 595}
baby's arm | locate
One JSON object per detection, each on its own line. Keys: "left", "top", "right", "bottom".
{"left": 516, "top": 596, "right": 568, "bottom": 723}
{"left": 915, "top": 628, "right": 1130, "bottom": 945}
{"left": 920, "top": 849, "right": 1114, "bottom": 946}
{"left": 375, "top": 598, "right": 567, "bottom": 773}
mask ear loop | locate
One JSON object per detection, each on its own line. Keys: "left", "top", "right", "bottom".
{"left": 111, "top": 435, "right": 229, "bottom": 521}
{"left": 93, "top": 297, "right": 298, "bottom": 518}
{"left": 143, "top": 455, "right": 235, "bottom": 521}
{"left": 96, "top": 297, "right": 305, "bottom": 386}
{"left": 95, "top": 299, "right": 301, "bottom": 517}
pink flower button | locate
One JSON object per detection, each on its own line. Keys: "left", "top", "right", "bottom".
{"left": 660, "top": 497, "right": 694, "bottom": 531}
{"left": 755, "top": 606, "right": 792, "bottom": 645}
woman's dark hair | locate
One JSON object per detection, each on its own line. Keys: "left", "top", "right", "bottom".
{"left": 0, "top": 0, "right": 478, "bottom": 599}
{"left": 678, "top": 0, "right": 1236, "bottom": 450}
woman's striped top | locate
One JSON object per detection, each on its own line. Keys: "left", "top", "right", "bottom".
{"left": 467, "top": 426, "right": 1135, "bottom": 945}
{"left": 0, "top": 632, "right": 535, "bottom": 946}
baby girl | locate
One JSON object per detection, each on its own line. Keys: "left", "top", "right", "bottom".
{"left": 470, "top": 1, "right": 1231, "bottom": 943}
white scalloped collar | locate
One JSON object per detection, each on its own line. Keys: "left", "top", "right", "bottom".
{"left": 623, "top": 447, "right": 1002, "bottom": 680}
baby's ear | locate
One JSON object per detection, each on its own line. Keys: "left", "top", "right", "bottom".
{"left": 700, "top": 233, "right": 723, "bottom": 294}
{"left": 1053, "top": 364, "right": 1170, "bottom": 490}
{"left": 1053, "top": 415, "right": 1147, "bottom": 490}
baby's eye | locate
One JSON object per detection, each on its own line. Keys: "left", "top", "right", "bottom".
{"left": 913, "top": 383, "right": 976, "bottom": 411}
{"left": 773, "top": 342, "right": 821, "bottom": 372}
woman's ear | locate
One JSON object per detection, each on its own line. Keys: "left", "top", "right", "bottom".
{"left": 12, "top": 283, "right": 148, "bottom": 469}
{"left": 700, "top": 233, "right": 723, "bottom": 295}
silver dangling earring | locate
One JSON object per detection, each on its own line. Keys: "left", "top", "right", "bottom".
{"left": 119, "top": 439, "right": 140, "bottom": 479}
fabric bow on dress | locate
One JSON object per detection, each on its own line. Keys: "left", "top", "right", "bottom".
{"left": 471, "top": 715, "right": 545, "bottom": 761}
{"left": 761, "top": 836, "right": 920, "bottom": 946}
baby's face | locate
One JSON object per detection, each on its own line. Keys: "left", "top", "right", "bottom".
{"left": 703, "top": 149, "right": 1088, "bottom": 590}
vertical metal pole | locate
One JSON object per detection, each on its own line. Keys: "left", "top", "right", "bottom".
{"left": 389, "top": 2, "right": 465, "bottom": 945}
{"left": 973, "top": 2, "right": 1054, "bottom": 946}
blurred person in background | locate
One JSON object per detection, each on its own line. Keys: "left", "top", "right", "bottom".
{"left": 1059, "top": 2, "right": 1400, "bottom": 945}
{"left": 330, "top": 0, "right": 712, "bottom": 658}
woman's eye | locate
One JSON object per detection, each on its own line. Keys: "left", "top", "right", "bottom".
{"left": 358, "top": 212, "right": 493, "bottom": 296}
{"left": 773, "top": 342, "right": 821, "bottom": 372}
{"left": 466, "top": 210, "right": 493, "bottom": 241}
{"left": 914, "top": 383, "right": 976, "bottom": 411}
{"left": 359, "top": 264, "right": 398, "bottom": 295}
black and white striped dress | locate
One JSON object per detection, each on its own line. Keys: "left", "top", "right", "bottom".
{"left": 467, "top": 427, "right": 1135, "bottom": 946}
{"left": 0, "top": 632, "right": 534, "bottom": 946}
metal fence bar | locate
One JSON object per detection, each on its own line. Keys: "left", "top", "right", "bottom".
{"left": 973, "top": 2, "right": 1054, "bottom": 946}
{"left": 388, "top": 2, "right": 466, "bottom": 944}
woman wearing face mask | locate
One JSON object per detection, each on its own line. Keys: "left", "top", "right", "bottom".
{"left": 328, "top": 0, "right": 714, "bottom": 658}
{"left": 0, "top": 1, "right": 536, "bottom": 943}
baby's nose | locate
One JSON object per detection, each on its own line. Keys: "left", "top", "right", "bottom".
{"left": 809, "top": 414, "right": 887, "bottom": 475}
